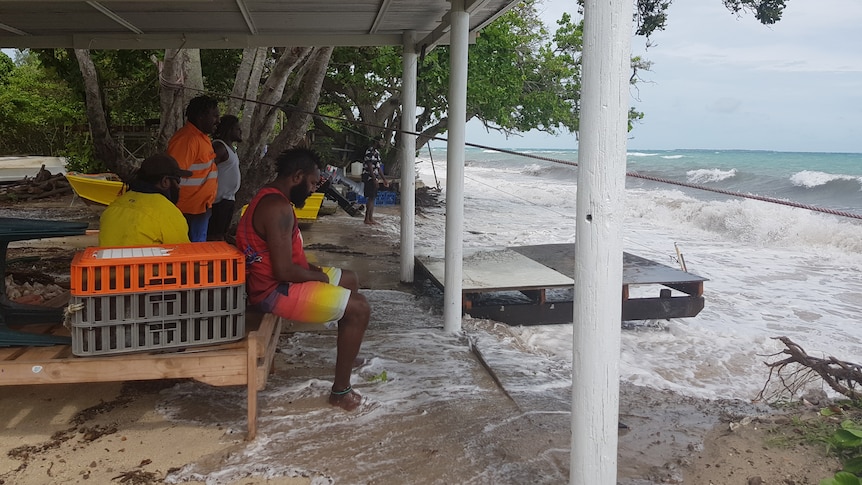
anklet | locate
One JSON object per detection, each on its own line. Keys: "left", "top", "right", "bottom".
{"left": 331, "top": 386, "right": 352, "bottom": 395}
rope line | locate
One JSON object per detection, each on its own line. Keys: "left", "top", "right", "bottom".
{"left": 166, "top": 83, "right": 862, "bottom": 221}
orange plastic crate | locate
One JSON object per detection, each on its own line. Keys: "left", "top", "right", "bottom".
{"left": 71, "top": 242, "right": 245, "bottom": 296}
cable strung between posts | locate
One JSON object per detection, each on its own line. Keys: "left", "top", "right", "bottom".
{"left": 171, "top": 85, "right": 862, "bottom": 221}
{"left": 453, "top": 141, "right": 862, "bottom": 221}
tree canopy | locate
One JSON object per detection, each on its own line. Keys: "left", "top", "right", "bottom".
{"left": 0, "top": 0, "right": 790, "bottom": 182}
{"left": 316, "top": 0, "right": 594, "bottom": 169}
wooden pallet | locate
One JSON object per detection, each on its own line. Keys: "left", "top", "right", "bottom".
{"left": 0, "top": 312, "right": 282, "bottom": 440}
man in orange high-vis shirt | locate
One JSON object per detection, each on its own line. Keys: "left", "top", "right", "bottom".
{"left": 167, "top": 95, "right": 220, "bottom": 242}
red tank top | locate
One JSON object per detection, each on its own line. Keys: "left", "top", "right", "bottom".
{"left": 235, "top": 186, "right": 309, "bottom": 305}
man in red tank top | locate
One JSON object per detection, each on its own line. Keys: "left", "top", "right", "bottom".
{"left": 236, "top": 148, "right": 370, "bottom": 411}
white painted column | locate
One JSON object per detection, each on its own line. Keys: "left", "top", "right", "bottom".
{"left": 400, "top": 31, "right": 418, "bottom": 283}
{"left": 570, "top": 0, "right": 631, "bottom": 482}
{"left": 443, "top": 0, "right": 468, "bottom": 333}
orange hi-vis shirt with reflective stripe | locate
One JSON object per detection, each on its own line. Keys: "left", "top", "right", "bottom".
{"left": 167, "top": 122, "right": 218, "bottom": 215}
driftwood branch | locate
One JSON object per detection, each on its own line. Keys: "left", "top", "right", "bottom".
{"left": 756, "top": 336, "right": 862, "bottom": 403}
{"left": 0, "top": 170, "right": 71, "bottom": 200}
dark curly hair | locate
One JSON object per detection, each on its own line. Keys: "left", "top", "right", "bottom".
{"left": 185, "top": 95, "right": 219, "bottom": 120}
{"left": 275, "top": 148, "right": 323, "bottom": 178}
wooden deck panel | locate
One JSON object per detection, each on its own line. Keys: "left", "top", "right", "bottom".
{"left": 416, "top": 248, "right": 573, "bottom": 293}
{"left": 509, "top": 243, "right": 706, "bottom": 288}
{"left": 415, "top": 244, "right": 708, "bottom": 324}
{"left": 0, "top": 312, "right": 283, "bottom": 440}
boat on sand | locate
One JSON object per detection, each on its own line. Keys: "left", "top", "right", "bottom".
{"left": 65, "top": 172, "right": 125, "bottom": 206}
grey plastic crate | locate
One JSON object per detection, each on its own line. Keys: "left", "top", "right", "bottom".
{"left": 70, "top": 285, "right": 245, "bottom": 356}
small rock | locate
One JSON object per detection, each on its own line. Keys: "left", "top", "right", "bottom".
{"left": 747, "top": 476, "right": 763, "bottom": 485}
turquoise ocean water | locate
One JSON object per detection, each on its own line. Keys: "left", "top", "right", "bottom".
{"left": 427, "top": 147, "right": 862, "bottom": 214}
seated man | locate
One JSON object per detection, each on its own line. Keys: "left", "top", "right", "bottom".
{"left": 99, "top": 154, "right": 192, "bottom": 247}
{"left": 235, "top": 148, "right": 370, "bottom": 411}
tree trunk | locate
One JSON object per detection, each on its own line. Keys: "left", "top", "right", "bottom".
{"left": 239, "top": 47, "right": 269, "bottom": 137}
{"left": 156, "top": 49, "right": 186, "bottom": 151}
{"left": 156, "top": 49, "right": 204, "bottom": 151}
{"left": 272, "top": 47, "right": 333, "bottom": 153}
{"left": 227, "top": 47, "right": 257, "bottom": 116}
{"left": 239, "top": 47, "right": 312, "bottom": 170}
{"left": 73, "top": 49, "right": 129, "bottom": 178}
{"left": 235, "top": 46, "right": 333, "bottom": 208}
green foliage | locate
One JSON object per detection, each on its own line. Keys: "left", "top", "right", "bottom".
{"left": 635, "top": 0, "right": 672, "bottom": 36}
{"left": 759, "top": 407, "right": 862, "bottom": 484}
{"left": 319, "top": 0, "right": 626, "bottom": 164}
{"left": 723, "top": 0, "right": 787, "bottom": 24}
{"left": 59, "top": 132, "right": 105, "bottom": 173}
{"left": 831, "top": 420, "right": 862, "bottom": 472}
{"left": 34, "top": 48, "right": 163, "bottom": 126}
{"left": 821, "top": 471, "right": 861, "bottom": 485}
{"left": 368, "top": 370, "right": 388, "bottom": 383}
{"left": 200, "top": 49, "right": 243, "bottom": 99}
{"left": 0, "top": 52, "right": 86, "bottom": 156}
{"left": 0, "top": 51, "right": 14, "bottom": 84}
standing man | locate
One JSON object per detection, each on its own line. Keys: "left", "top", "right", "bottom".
{"left": 362, "top": 139, "right": 388, "bottom": 225}
{"left": 236, "top": 148, "right": 370, "bottom": 411}
{"left": 167, "top": 95, "right": 220, "bottom": 242}
{"left": 207, "top": 115, "right": 243, "bottom": 241}
{"left": 99, "top": 153, "right": 191, "bottom": 247}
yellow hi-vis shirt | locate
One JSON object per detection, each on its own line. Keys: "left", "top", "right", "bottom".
{"left": 99, "top": 191, "right": 190, "bottom": 247}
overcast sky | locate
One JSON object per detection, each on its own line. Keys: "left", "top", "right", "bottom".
{"left": 464, "top": 0, "right": 862, "bottom": 153}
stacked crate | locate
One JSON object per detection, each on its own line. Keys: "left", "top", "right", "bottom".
{"left": 68, "top": 242, "right": 246, "bottom": 356}
{"left": 351, "top": 190, "right": 399, "bottom": 206}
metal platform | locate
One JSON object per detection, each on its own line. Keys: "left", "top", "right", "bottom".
{"left": 415, "top": 243, "right": 707, "bottom": 325}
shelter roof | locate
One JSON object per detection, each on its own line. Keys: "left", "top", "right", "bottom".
{"left": 0, "top": 0, "right": 518, "bottom": 50}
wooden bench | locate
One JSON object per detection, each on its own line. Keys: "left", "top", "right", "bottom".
{"left": 0, "top": 312, "right": 282, "bottom": 440}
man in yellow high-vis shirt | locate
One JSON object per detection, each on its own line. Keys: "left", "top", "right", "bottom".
{"left": 99, "top": 154, "right": 191, "bottom": 247}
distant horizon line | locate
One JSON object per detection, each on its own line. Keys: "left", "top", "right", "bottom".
{"left": 447, "top": 146, "right": 862, "bottom": 155}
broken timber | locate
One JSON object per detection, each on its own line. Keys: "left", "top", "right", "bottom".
{"left": 415, "top": 243, "right": 707, "bottom": 325}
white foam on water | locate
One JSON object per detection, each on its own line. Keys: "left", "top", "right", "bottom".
{"left": 790, "top": 169, "right": 862, "bottom": 188}
{"left": 686, "top": 167, "right": 737, "bottom": 184}
{"left": 414, "top": 161, "right": 862, "bottom": 402}
{"left": 162, "top": 290, "right": 572, "bottom": 484}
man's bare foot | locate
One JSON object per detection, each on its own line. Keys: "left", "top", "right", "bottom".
{"left": 364, "top": 219, "right": 376, "bottom": 225}
{"left": 328, "top": 387, "right": 362, "bottom": 411}
{"left": 352, "top": 356, "right": 367, "bottom": 368}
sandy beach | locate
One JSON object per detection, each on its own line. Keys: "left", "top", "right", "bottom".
{"left": 0, "top": 193, "right": 845, "bottom": 484}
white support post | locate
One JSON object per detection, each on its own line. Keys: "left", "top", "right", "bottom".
{"left": 443, "top": 0, "right": 468, "bottom": 333}
{"left": 400, "top": 31, "right": 418, "bottom": 283}
{"left": 570, "top": 0, "right": 631, "bottom": 482}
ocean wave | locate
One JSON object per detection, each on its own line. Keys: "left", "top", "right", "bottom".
{"left": 519, "top": 163, "right": 576, "bottom": 179}
{"left": 628, "top": 152, "right": 659, "bottom": 157}
{"left": 686, "top": 168, "right": 737, "bottom": 184}
{"left": 661, "top": 155, "right": 685, "bottom": 159}
{"left": 790, "top": 170, "right": 862, "bottom": 189}
{"left": 626, "top": 188, "right": 862, "bottom": 253}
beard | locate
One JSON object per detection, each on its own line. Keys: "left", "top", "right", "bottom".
{"left": 167, "top": 185, "right": 180, "bottom": 204}
{"left": 289, "top": 184, "right": 310, "bottom": 208}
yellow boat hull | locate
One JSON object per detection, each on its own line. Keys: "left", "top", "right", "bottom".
{"left": 65, "top": 172, "right": 125, "bottom": 206}
{"left": 240, "top": 192, "right": 325, "bottom": 224}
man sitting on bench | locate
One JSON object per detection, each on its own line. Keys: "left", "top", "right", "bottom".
{"left": 235, "top": 148, "right": 371, "bottom": 411}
